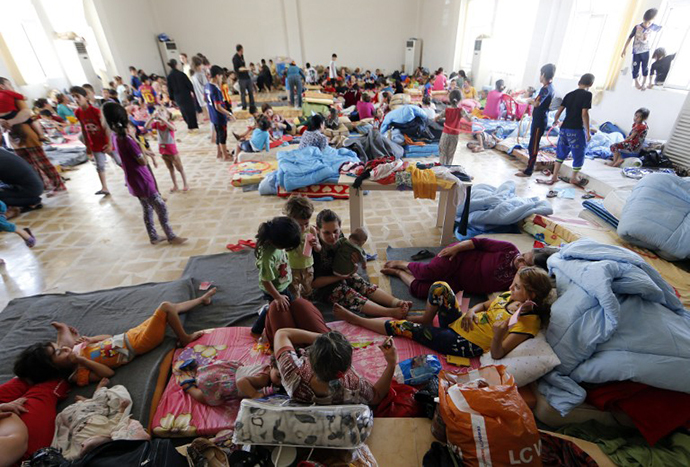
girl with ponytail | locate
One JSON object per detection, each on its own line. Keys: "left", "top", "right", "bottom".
{"left": 102, "top": 102, "right": 187, "bottom": 245}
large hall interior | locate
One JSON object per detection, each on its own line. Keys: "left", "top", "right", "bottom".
{"left": 1, "top": 0, "right": 689, "bottom": 465}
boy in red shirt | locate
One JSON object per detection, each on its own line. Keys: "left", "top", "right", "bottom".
{"left": 70, "top": 86, "right": 121, "bottom": 196}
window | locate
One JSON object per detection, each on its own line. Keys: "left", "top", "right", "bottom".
{"left": 557, "top": 0, "right": 631, "bottom": 82}
{"left": 457, "top": 0, "right": 538, "bottom": 88}
{"left": 652, "top": 0, "right": 690, "bottom": 90}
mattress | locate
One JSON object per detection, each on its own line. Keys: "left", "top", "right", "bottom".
{"left": 229, "top": 160, "right": 278, "bottom": 187}
{"left": 304, "top": 98, "right": 334, "bottom": 106}
{"left": 151, "top": 322, "right": 463, "bottom": 438}
{"left": 277, "top": 183, "right": 350, "bottom": 200}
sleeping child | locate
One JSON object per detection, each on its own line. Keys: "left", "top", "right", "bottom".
{"left": 14, "top": 288, "right": 217, "bottom": 387}
{"left": 332, "top": 227, "right": 368, "bottom": 277}
{"left": 179, "top": 358, "right": 282, "bottom": 406}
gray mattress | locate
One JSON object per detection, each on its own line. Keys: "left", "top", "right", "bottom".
{"left": 44, "top": 146, "right": 88, "bottom": 167}
{"left": 0, "top": 250, "right": 266, "bottom": 426}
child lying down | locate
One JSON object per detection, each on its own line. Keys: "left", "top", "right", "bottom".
{"left": 179, "top": 357, "right": 282, "bottom": 406}
{"left": 14, "top": 288, "right": 216, "bottom": 387}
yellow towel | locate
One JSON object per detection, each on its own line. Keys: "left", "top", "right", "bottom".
{"left": 408, "top": 165, "right": 437, "bottom": 200}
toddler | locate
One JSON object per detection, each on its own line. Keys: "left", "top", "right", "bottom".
{"left": 145, "top": 106, "right": 189, "bottom": 192}
{"left": 284, "top": 196, "right": 321, "bottom": 299}
{"left": 607, "top": 108, "right": 650, "bottom": 167}
{"left": 180, "top": 358, "right": 282, "bottom": 406}
{"left": 15, "top": 288, "right": 216, "bottom": 387}
{"left": 251, "top": 216, "right": 302, "bottom": 336}
{"left": 234, "top": 116, "right": 271, "bottom": 157}
{"left": 332, "top": 227, "right": 368, "bottom": 277}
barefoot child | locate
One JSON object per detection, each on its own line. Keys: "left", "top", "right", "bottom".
{"left": 102, "top": 101, "right": 187, "bottom": 245}
{"left": 180, "top": 358, "right": 282, "bottom": 406}
{"left": 251, "top": 216, "right": 302, "bottom": 336}
{"left": 70, "top": 86, "right": 122, "bottom": 196}
{"left": 17, "top": 288, "right": 216, "bottom": 387}
{"left": 205, "top": 65, "right": 235, "bottom": 161}
{"left": 334, "top": 267, "right": 552, "bottom": 360}
{"left": 607, "top": 108, "right": 649, "bottom": 168}
{"left": 438, "top": 90, "right": 469, "bottom": 164}
{"left": 284, "top": 196, "right": 321, "bottom": 299}
{"left": 145, "top": 106, "right": 189, "bottom": 192}
{"left": 621, "top": 8, "right": 662, "bottom": 90}
{"left": 538, "top": 73, "right": 594, "bottom": 188}
{"left": 516, "top": 63, "right": 556, "bottom": 177}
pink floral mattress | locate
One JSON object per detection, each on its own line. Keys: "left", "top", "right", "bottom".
{"left": 151, "top": 322, "right": 469, "bottom": 438}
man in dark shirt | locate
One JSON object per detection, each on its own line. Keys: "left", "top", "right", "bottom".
{"left": 649, "top": 48, "right": 676, "bottom": 87}
{"left": 538, "top": 73, "right": 594, "bottom": 187}
{"left": 232, "top": 44, "right": 256, "bottom": 112}
{"left": 516, "top": 63, "right": 556, "bottom": 177}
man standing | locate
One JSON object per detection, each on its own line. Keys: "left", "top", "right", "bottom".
{"left": 328, "top": 53, "right": 338, "bottom": 85}
{"left": 233, "top": 44, "right": 256, "bottom": 112}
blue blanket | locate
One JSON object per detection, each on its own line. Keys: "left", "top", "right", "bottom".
{"left": 404, "top": 143, "right": 439, "bottom": 157}
{"left": 276, "top": 146, "right": 359, "bottom": 192}
{"left": 454, "top": 181, "right": 553, "bottom": 239}
{"left": 539, "top": 239, "right": 690, "bottom": 415}
{"left": 380, "top": 105, "right": 428, "bottom": 134}
{"left": 582, "top": 200, "right": 619, "bottom": 228}
{"left": 618, "top": 173, "right": 690, "bottom": 261}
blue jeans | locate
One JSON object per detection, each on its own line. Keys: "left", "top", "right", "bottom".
{"left": 556, "top": 128, "right": 586, "bottom": 171}
{"left": 288, "top": 75, "right": 303, "bottom": 107}
{"left": 632, "top": 52, "right": 650, "bottom": 79}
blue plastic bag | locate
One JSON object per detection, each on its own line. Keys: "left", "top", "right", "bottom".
{"left": 394, "top": 355, "right": 442, "bottom": 386}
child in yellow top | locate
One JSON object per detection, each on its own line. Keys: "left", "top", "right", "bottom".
{"left": 334, "top": 267, "right": 552, "bottom": 359}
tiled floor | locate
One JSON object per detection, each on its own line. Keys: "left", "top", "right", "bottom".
{"left": 1, "top": 110, "right": 595, "bottom": 310}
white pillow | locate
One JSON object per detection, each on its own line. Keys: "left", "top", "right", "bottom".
{"left": 479, "top": 332, "right": 560, "bottom": 387}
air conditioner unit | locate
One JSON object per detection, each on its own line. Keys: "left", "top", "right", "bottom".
{"left": 157, "top": 39, "right": 179, "bottom": 74}
{"left": 55, "top": 39, "right": 102, "bottom": 91}
{"left": 404, "top": 38, "right": 422, "bottom": 74}
{"left": 471, "top": 35, "right": 494, "bottom": 89}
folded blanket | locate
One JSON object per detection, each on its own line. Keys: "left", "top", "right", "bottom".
{"left": 455, "top": 181, "right": 553, "bottom": 239}
{"left": 276, "top": 146, "right": 359, "bottom": 192}
{"left": 539, "top": 239, "right": 690, "bottom": 415}
{"left": 582, "top": 200, "right": 619, "bottom": 228}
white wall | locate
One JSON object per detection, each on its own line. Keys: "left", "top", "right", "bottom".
{"left": 418, "top": 0, "right": 463, "bottom": 72}
{"left": 90, "top": 0, "right": 164, "bottom": 76}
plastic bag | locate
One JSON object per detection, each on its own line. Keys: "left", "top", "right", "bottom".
{"left": 374, "top": 381, "right": 422, "bottom": 417}
{"left": 439, "top": 365, "right": 542, "bottom": 467}
{"left": 394, "top": 354, "right": 442, "bottom": 385}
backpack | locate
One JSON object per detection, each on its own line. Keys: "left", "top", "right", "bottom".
{"left": 640, "top": 149, "right": 673, "bottom": 168}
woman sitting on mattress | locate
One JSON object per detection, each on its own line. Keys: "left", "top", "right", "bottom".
{"left": 382, "top": 238, "right": 557, "bottom": 299}
{"left": 311, "top": 209, "right": 412, "bottom": 319}
{"left": 273, "top": 327, "right": 397, "bottom": 405}
{"left": 334, "top": 267, "right": 553, "bottom": 360}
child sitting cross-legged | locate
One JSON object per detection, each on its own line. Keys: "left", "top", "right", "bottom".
{"left": 13, "top": 288, "right": 217, "bottom": 386}
{"left": 334, "top": 267, "right": 552, "bottom": 359}
{"left": 179, "top": 358, "right": 282, "bottom": 406}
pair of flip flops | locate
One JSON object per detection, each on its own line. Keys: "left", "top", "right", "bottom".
{"left": 411, "top": 249, "right": 435, "bottom": 261}
{"left": 558, "top": 175, "right": 589, "bottom": 187}
{"left": 226, "top": 239, "right": 256, "bottom": 252}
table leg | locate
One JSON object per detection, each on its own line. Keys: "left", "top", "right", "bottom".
{"left": 436, "top": 190, "right": 449, "bottom": 227}
{"left": 349, "top": 187, "right": 364, "bottom": 233}
{"left": 440, "top": 185, "right": 461, "bottom": 245}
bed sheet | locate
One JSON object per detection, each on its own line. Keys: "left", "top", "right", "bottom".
{"left": 151, "top": 323, "right": 461, "bottom": 438}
